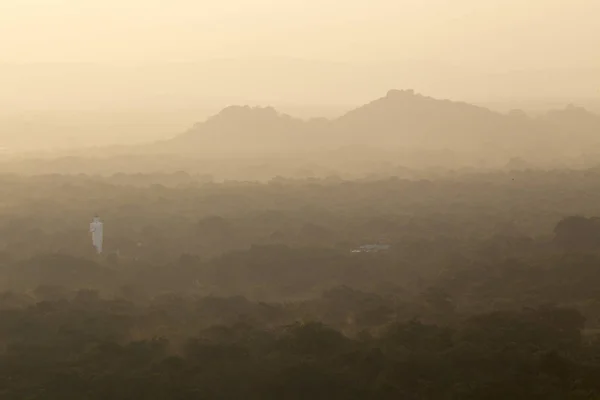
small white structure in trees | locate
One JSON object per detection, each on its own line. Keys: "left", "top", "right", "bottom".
{"left": 351, "top": 244, "right": 391, "bottom": 253}
{"left": 89, "top": 215, "right": 104, "bottom": 254}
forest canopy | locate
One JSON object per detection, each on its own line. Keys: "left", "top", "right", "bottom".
{"left": 1, "top": 168, "right": 600, "bottom": 397}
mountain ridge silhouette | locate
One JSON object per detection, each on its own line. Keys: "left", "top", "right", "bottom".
{"left": 154, "top": 89, "right": 600, "bottom": 159}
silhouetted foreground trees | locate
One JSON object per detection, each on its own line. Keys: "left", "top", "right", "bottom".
{"left": 0, "top": 296, "right": 597, "bottom": 399}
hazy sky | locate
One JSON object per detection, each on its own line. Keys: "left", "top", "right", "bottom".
{"left": 1, "top": 0, "right": 599, "bottom": 69}
{"left": 0, "top": 0, "right": 599, "bottom": 114}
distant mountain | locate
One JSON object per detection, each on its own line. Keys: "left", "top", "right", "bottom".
{"left": 332, "top": 90, "right": 514, "bottom": 149}
{"left": 543, "top": 104, "right": 600, "bottom": 135}
{"left": 155, "top": 90, "right": 600, "bottom": 165}
{"left": 163, "top": 105, "right": 329, "bottom": 155}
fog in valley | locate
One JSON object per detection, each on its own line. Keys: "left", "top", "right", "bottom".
{"left": 2, "top": 0, "right": 600, "bottom": 398}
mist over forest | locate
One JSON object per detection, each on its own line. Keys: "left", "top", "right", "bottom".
{"left": 3, "top": 0, "right": 600, "bottom": 396}
{"left": 1, "top": 85, "right": 600, "bottom": 398}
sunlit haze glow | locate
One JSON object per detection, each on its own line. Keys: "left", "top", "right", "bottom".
{"left": 0, "top": 0, "right": 599, "bottom": 149}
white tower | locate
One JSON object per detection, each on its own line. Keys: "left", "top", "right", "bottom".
{"left": 89, "top": 215, "right": 104, "bottom": 254}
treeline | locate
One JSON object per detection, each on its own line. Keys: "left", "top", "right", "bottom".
{"left": 3, "top": 169, "right": 600, "bottom": 260}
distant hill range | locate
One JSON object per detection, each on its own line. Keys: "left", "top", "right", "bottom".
{"left": 4, "top": 90, "right": 600, "bottom": 176}
{"left": 154, "top": 90, "right": 600, "bottom": 165}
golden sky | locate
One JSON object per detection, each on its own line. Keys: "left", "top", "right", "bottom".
{"left": 0, "top": 0, "right": 598, "bottom": 112}
{"left": 1, "top": 0, "right": 598, "bottom": 69}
